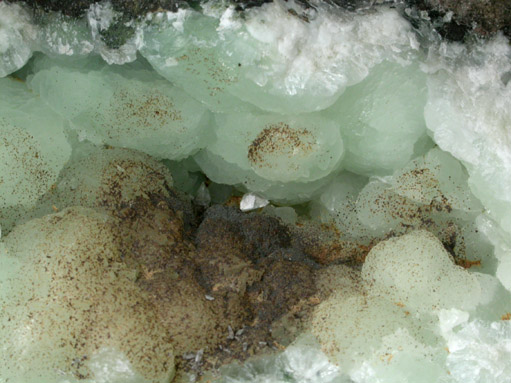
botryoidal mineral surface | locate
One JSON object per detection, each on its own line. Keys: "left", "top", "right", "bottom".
{"left": 1, "top": 1, "right": 511, "bottom": 382}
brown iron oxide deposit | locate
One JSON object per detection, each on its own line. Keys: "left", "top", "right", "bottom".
{"left": 30, "top": 145, "right": 479, "bottom": 380}
{"left": 42, "top": 146, "right": 365, "bottom": 379}
{"left": 111, "top": 193, "right": 338, "bottom": 377}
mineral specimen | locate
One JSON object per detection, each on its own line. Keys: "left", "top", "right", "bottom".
{"left": 0, "top": 0, "right": 510, "bottom": 382}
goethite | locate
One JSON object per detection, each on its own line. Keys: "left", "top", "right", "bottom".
{"left": 1, "top": 1, "right": 511, "bottom": 382}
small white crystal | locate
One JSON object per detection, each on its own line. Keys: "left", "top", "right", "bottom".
{"left": 438, "top": 309, "right": 470, "bottom": 334}
{"left": 443, "top": 11, "right": 454, "bottom": 22}
{"left": 87, "top": 2, "right": 143, "bottom": 65}
{"left": 240, "top": 193, "right": 269, "bottom": 212}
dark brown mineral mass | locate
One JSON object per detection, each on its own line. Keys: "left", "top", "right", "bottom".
{"left": 76, "top": 157, "right": 353, "bottom": 379}
{"left": 421, "top": 0, "right": 511, "bottom": 37}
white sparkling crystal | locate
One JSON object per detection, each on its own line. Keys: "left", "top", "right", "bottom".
{"left": 0, "top": 2, "right": 36, "bottom": 77}
{"left": 424, "top": 35, "right": 511, "bottom": 290}
{"left": 219, "top": 335, "right": 344, "bottom": 383}
{"left": 439, "top": 310, "right": 511, "bottom": 383}
{"left": 240, "top": 193, "right": 269, "bottom": 212}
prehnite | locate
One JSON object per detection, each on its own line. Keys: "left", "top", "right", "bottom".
{"left": 1, "top": 1, "right": 511, "bottom": 383}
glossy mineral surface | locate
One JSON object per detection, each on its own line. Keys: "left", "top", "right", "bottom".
{"left": 1, "top": 0, "right": 511, "bottom": 382}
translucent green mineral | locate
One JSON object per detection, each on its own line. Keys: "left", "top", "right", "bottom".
{"left": 312, "top": 230, "right": 483, "bottom": 380}
{"left": 0, "top": 207, "right": 175, "bottom": 383}
{"left": 141, "top": 5, "right": 420, "bottom": 115}
{"left": 324, "top": 61, "right": 428, "bottom": 175}
{"left": 195, "top": 111, "right": 344, "bottom": 201}
{"left": 36, "top": 144, "right": 174, "bottom": 214}
{"left": 0, "top": 77, "right": 71, "bottom": 230}
{"left": 424, "top": 36, "right": 511, "bottom": 290}
{"left": 141, "top": 9, "right": 252, "bottom": 113}
{"left": 223, "top": 5, "right": 421, "bottom": 115}
{"left": 362, "top": 230, "right": 482, "bottom": 312}
{"left": 0, "top": 1, "right": 510, "bottom": 382}
{"left": 28, "top": 56, "right": 211, "bottom": 160}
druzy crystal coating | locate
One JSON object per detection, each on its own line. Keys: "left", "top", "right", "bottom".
{"left": 1, "top": 1, "right": 511, "bottom": 382}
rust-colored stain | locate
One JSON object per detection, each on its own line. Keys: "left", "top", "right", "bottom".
{"left": 248, "top": 122, "right": 314, "bottom": 168}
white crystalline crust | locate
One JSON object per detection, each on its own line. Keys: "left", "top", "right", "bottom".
{"left": 141, "top": 2, "right": 420, "bottom": 114}
{"left": 0, "top": 2, "right": 144, "bottom": 71}
{"left": 87, "top": 2, "right": 144, "bottom": 64}
{"left": 0, "top": 3, "right": 36, "bottom": 77}
{"left": 241, "top": 305, "right": 511, "bottom": 383}
{"left": 439, "top": 309, "right": 511, "bottom": 383}
{"left": 425, "top": 41, "right": 511, "bottom": 207}
{"left": 221, "top": 2, "right": 420, "bottom": 114}
{"left": 217, "top": 335, "right": 344, "bottom": 383}
{"left": 424, "top": 35, "right": 511, "bottom": 290}
{"left": 37, "top": 13, "right": 94, "bottom": 57}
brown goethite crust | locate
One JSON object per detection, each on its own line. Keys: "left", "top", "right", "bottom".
{"left": 88, "top": 150, "right": 370, "bottom": 378}
{"left": 294, "top": 222, "right": 371, "bottom": 265}
{"left": 184, "top": 205, "right": 321, "bottom": 373}
{"left": 14, "top": 0, "right": 273, "bottom": 18}
{"left": 112, "top": 194, "right": 228, "bottom": 356}
{"left": 415, "top": 0, "right": 511, "bottom": 38}
{"left": 1, "top": 142, "right": 481, "bottom": 379}
{"left": 87, "top": 162, "right": 334, "bottom": 379}
{"left": 196, "top": 205, "right": 293, "bottom": 262}
{"left": 15, "top": 0, "right": 181, "bottom": 18}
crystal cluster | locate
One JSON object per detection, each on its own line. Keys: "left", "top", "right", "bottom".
{"left": 1, "top": 0, "right": 511, "bottom": 382}
{"left": 28, "top": 56, "right": 211, "bottom": 160}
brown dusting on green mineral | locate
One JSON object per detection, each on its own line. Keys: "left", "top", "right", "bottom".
{"left": 248, "top": 123, "right": 314, "bottom": 170}
{"left": 14, "top": 144, "right": 478, "bottom": 380}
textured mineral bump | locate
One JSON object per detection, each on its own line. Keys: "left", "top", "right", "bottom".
{"left": 195, "top": 112, "right": 344, "bottom": 202}
{"left": 0, "top": 77, "right": 71, "bottom": 232}
{"left": 36, "top": 144, "right": 177, "bottom": 212}
{"left": 28, "top": 56, "right": 211, "bottom": 160}
{"left": 0, "top": 0, "right": 511, "bottom": 381}
{"left": 0, "top": 207, "right": 175, "bottom": 383}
